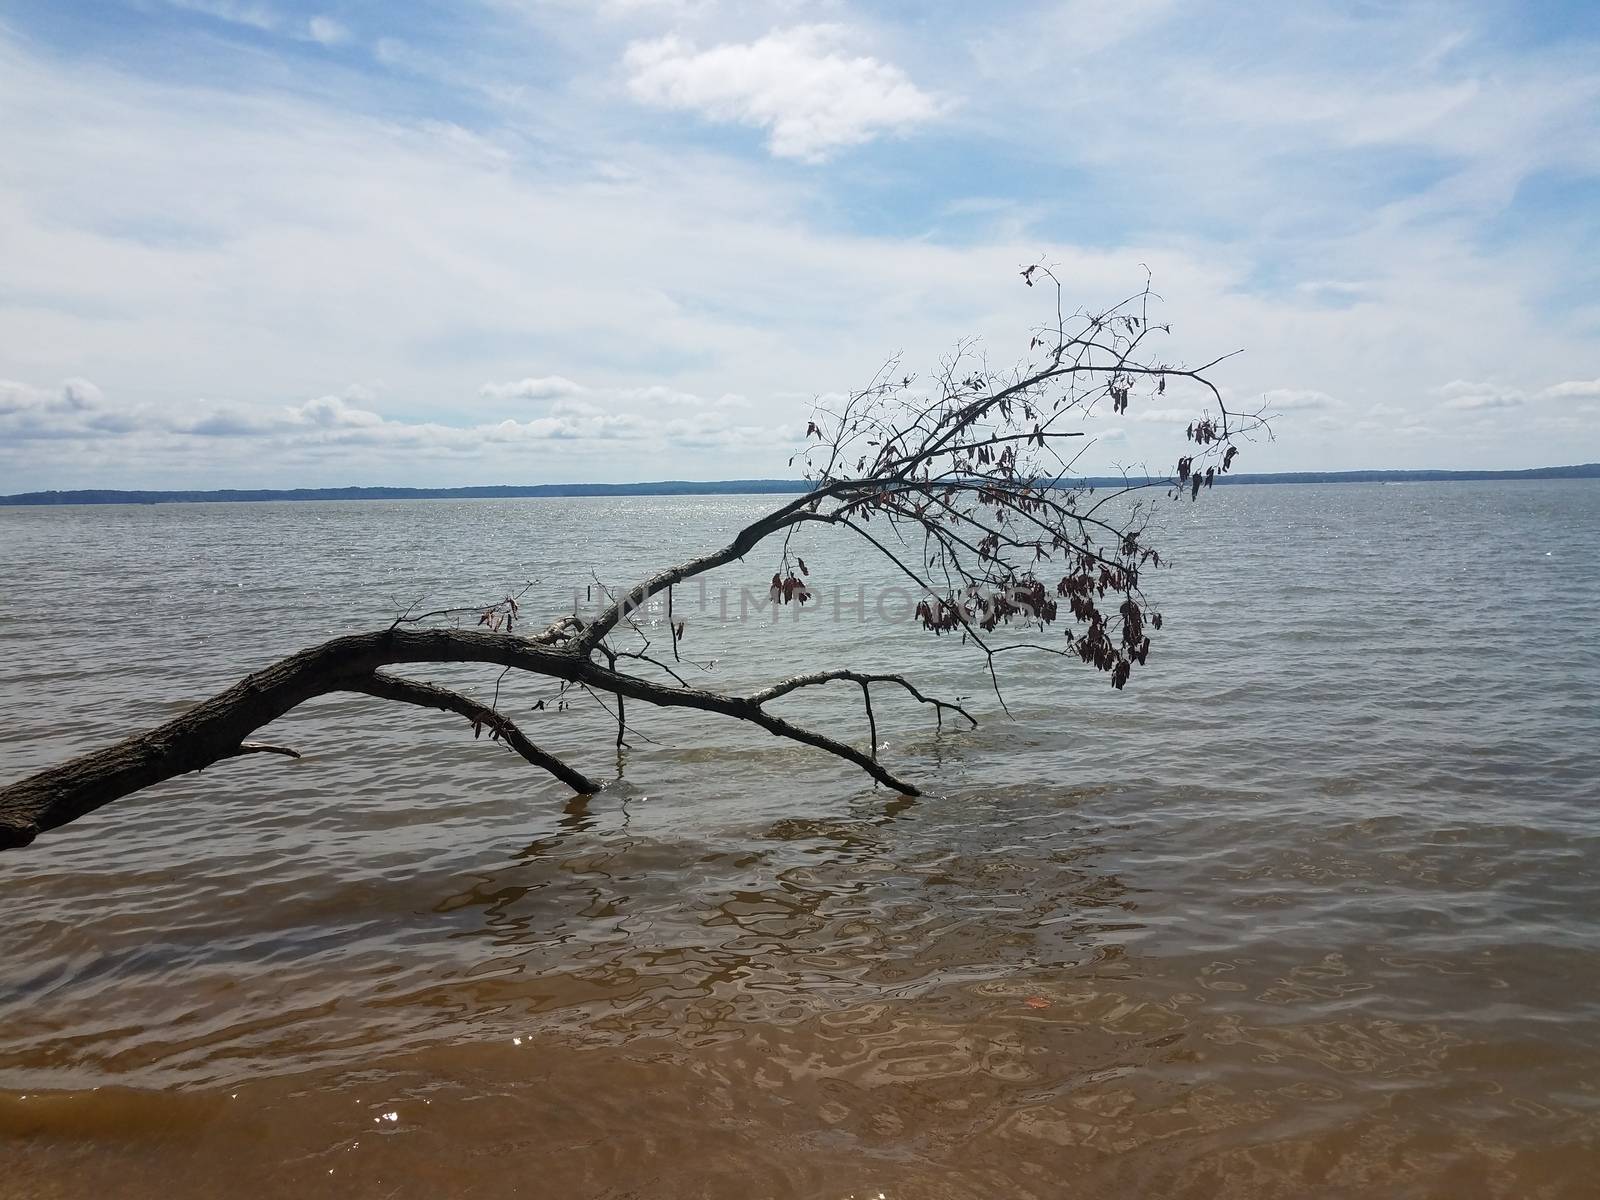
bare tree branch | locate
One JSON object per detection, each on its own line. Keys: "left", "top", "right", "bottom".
{"left": 747, "top": 669, "right": 977, "bottom": 730}
{"left": 0, "top": 626, "right": 938, "bottom": 847}
{"left": 226, "top": 742, "right": 302, "bottom": 760}
{"left": 347, "top": 671, "right": 601, "bottom": 794}
{"left": 1, "top": 266, "right": 1262, "bottom": 852}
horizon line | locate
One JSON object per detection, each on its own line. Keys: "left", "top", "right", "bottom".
{"left": 5, "top": 463, "right": 1600, "bottom": 505}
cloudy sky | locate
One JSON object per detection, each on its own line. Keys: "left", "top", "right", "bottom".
{"left": 1, "top": 0, "right": 1597, "bottom": 491}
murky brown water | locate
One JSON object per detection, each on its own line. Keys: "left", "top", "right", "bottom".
{"left": 2, "top": 485, "right": 1598, "bottom": 1197}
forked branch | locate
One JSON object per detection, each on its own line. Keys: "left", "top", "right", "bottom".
{"left": 348, "top": 671, "right": 602, "bottom": 794}
{"left": 0, "top": 626, "right": 940, "bottom": 848}
{"left": 1, "top": 266, "right": 1260, "bottom": 852}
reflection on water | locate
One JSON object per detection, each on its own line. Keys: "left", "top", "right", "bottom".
{"left": 3, "top": 484, "right": 1600, "bottom": 1197}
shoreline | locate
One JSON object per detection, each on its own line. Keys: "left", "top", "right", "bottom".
{"left": 5, "top": 464, "right": 1599, "bottom": 506}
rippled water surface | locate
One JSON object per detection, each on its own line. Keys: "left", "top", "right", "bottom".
{"left": 2, "top": 483, "right": 1598, "bottom": 1198}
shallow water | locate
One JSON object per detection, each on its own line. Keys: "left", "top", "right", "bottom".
{"left": 1, "top": 482, "right": 1598, "bottom": 1197}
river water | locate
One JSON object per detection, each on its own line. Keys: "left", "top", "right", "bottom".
{"left": 1, "top": 482, "right": 1597, "bottom": 1198}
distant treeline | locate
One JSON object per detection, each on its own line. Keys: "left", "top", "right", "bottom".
{"left": 4, "top": 464, "right": 1598, "bottom": 506}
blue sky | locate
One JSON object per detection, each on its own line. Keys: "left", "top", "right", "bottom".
{"left": 1, "top": 0, "right": 1597, "bottom": 489}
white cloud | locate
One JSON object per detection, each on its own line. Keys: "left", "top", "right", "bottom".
{"left": 600, "top": 0, "right": 714, "bottom": 14}
{"left": 659, "top": 416, "right": 788, "bottom": 453}
{"left": 1130, "top": 407, "right": 1204, "bottom": 424}
{"left": 479, "top": 376, "right": 588, "bottom": 403}
{"left": 963, "top": 0, "right": 1600, "bottom": 271}
{"left": 618, "top": 385, "right": 745, "bottom": 408}
{"left": 0, "top": 378, "right": 108, "bottom": 428}
{"left": 624, "top": 25, "right": 942, "bottom": 161}
{"left": 166, "top": 0, "right": 279, "bottom": 32}
{"left": 292, "top": 394, "right": 385, "bottom": 429}
{"left": 1543, "top": 379, "right": 1600, "bottom": 398}
{"left": 1435, "top": 380, "right": 1526, "bottom": 411}
{"left": 970, "top": 0, "right": 1175, "bottom": 74}
{"left": 164, "top": 4, "right": 349, "bottom": 48}
{"left": 2, "top": 379, "right": 66, "bottom": 414}
{"left": 306, "top": 16, "right": 351, "bottom": 46}
{"left": 1197, "top": 73, "right": 1482, "bottom": 150}
{"left": 1261, "top": 388, "right": 1337, "bottom": 411}
{"left": 1442, "top": 394, "right": 1524, "bottom": 411}
{"left": 0, "top": 379, "right": 658, "bottom": 467}
{"left": 1435, "top": 379, "right": 1496, "bottom": 399}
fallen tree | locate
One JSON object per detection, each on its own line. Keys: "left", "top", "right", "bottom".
{"left": 0, "top": 267, "right": 1265, "bottom": 850}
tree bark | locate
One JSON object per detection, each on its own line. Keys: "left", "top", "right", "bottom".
{"left": 0, "top": 626, "right": 925, "bottom": 850}
{"left": 0, "top": 630, "right": 578, "bottom": 849}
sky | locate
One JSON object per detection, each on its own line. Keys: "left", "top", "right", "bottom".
{"left": 1, "top": 0, "right": 1597, "bottom": 491}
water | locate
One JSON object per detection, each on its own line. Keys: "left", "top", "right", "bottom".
{"left": 1, "top": 482, "right": 1597, "bottom": 1198}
